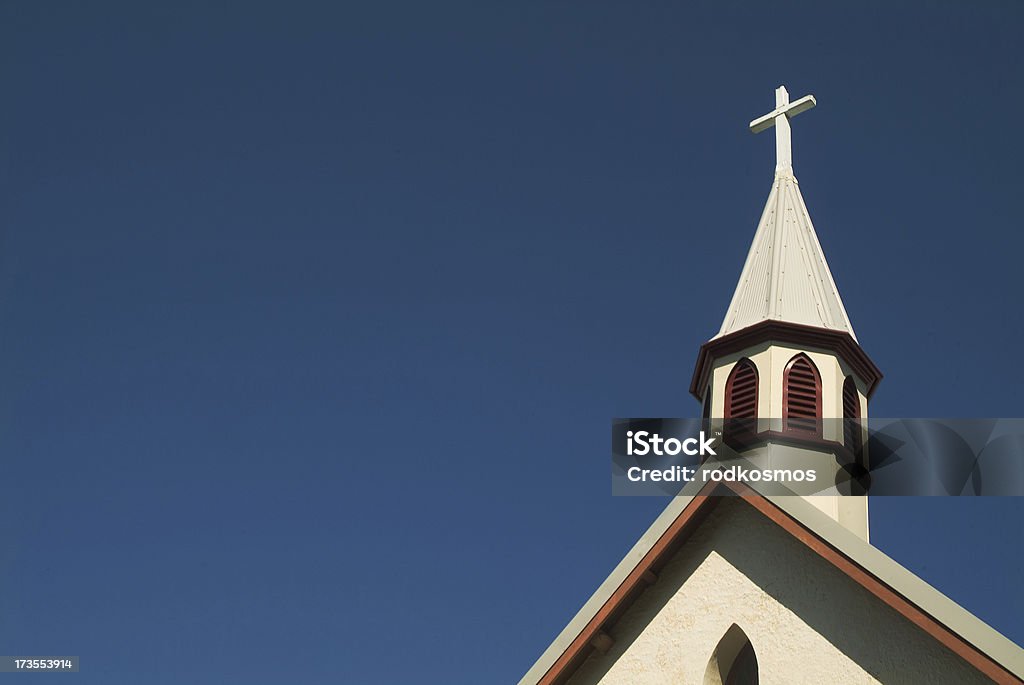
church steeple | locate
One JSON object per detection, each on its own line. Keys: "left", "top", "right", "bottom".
{"left": 718, "top": 86, "right": 856, "bottom": 340}
{"left": 691, "top": 86, "right": 882, "bottom": 540}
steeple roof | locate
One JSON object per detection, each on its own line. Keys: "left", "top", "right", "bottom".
{"left": 716, "top": 173, "right": 856, "bottom": 340}
{"left": 716, "top": 86, "right": 856, "bottom": 341}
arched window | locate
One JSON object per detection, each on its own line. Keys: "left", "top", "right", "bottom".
{"left": 783, "top": 353, "right": 821, "bottom": 436}
{"left": 704, "top": 624, "right": 758, "bottom": 685}
{"left": 842, "top": 375, "right": 862, "bottom": 456}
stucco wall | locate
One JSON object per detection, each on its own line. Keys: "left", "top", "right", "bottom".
{"left": 565, "top": 498, "right": 988, "bottom": 685}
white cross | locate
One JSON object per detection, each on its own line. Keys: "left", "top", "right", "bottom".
{"left": 748, "top": 85, "right": 816, "bottom": 177}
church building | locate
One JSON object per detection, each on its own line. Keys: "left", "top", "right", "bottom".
{"left": 519, "top": 87, "right": 1024, "bottom": 685}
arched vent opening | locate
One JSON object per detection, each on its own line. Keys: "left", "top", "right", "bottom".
{"left": 704, "top": 624, "right": 759, "bottom": 685}
{"left": 842, "top": 375, "right": 862, "bottom": 457}
{"left": 725, "top": 360, "right": 758, "bottom": 419}
{"left": 783, "top": 354, "right": 821, "bottom": 436}
{"left": 725, "top": 360, "right": 758, "bottom": 441}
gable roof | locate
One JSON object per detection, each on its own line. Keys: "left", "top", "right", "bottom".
{"left": 519, "top": 478, "right": 1024, "bottom": 685}
{"left": 717, "top": 173, "right": 857, "bottom": 341}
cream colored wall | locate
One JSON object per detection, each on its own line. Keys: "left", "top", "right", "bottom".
{"left": 705, "top": 343, "right": 869, "bottom": 539}
{"left": 566, "top": 499, "right": 989, "bottom": 685}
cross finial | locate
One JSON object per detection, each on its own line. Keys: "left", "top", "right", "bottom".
{"left": 749, "top": 85, "right": 816, "bottom": 177}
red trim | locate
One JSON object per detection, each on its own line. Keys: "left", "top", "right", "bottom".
{"left": 782, "top": 353, "right": 822, "bottom": 437}
{"left": 738, "top": 488, "right": 1022, "bottom": 685}
{"left": 534, "top": 484, "right": 1022, "bottom": 685}
{"left": 724, "top": 359, "right": 758, "bottom": 420}
{"left": 535, "top": 486, "right": 724, "bottom": 685}
{"left": 842, "top": 375, "right": 863, "bottom": 456}
{"left": 689, "top": 320, "right": 882, "bottom": 401}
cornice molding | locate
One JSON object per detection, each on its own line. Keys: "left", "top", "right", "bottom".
{"left": 689, "top": 320, "right": 883, "bottom": 401}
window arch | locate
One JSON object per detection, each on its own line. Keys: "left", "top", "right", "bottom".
{"left": 842, "top": 375, "right": 862, "bottom": 456}
{"left": 783, "top": 353, "right": 821, "bottom": 436}
{"left": 704, "top": 624, "right": 758, "bottom": 685}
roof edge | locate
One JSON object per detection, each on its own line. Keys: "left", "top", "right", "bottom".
{"left": 518, "top": 477, "right": 1023, "bottom": 685}
{"left": 689, "top": 319, "right": 883, "bottom": 400}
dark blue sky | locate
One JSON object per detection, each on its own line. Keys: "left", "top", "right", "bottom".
{"left": 1, "top": 2, "right": 1022, "bottom": 683}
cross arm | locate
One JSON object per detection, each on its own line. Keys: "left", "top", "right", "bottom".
{"left": 748, "top": 94, "right": 817, "bottom": 134}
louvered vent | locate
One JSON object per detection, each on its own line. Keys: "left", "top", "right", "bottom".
{"left": 726, "top": 360, "right": 758, "bottom": 419}
{"left": 784, "top": 355, "right": 820, "bottom": 435}
{"left": 725, "top": 360, "right": 758, "bottom": 445}
{"left": 842, "top": 376, "right": 862, "bottom": 454}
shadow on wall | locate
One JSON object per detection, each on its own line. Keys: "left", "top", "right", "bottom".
{"left": 554, "top": 498, "right": 988, "bottom": 685}
{"left": 704, "top": 623, "right": 758, "bottom": 685}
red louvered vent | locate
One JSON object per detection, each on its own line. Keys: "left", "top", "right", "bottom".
{"left": 842, "top": 376, "right": 862, "bottom": 454}
{"left": 783, "top": 354, "right": 821, "bottom": 436}
{"left": 725, "top": 358, "right": 758, "bottom": 437}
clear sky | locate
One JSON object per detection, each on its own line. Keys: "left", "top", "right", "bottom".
{"left": 1, "top": 2, "right": 1022, "bottom": 683}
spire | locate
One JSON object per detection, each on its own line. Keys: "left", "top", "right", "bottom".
{"left": 716, "top": 86, "right": 856, "bottom": 340}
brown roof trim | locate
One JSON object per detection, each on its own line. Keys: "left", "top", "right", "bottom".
{"left": 739, "top": 487, "right": 1022, "bottom": 685}
{"left": 536, "top": 484, "right": 725, "bottom": 685}
{"left": 689, "top": 320, "right": 883, "bottom": 401}
{"left": 536, "top": 483, "right": 1022, "bottom": 685}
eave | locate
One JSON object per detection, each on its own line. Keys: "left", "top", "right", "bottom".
{"left": 689, "top": 319, "right": 883, "bottom": 401}
{"left": 519, "top": 480, "right": 1023, "bottom": 685}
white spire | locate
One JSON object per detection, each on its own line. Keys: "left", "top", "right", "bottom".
{"left": 716, "top": 86, "right": 856, "bottom": 340}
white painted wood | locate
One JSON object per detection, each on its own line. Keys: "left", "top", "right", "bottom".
{"left": 748, "top": 85, "right": 816, "bottom": 177}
